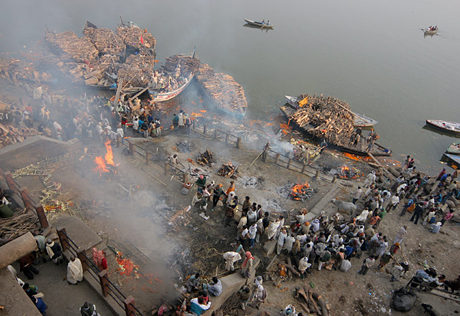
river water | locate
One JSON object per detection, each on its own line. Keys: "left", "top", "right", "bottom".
{"left": 1, "top": 0, "right": 460, "bottom": 173}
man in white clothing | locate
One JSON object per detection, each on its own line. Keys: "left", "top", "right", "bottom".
{"left": 67, "top": 255, "right": 83, "bottom": 284}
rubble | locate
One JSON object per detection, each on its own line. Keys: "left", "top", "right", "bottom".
{"left": 175, "top": 140, "right": 195, "bottom": 153}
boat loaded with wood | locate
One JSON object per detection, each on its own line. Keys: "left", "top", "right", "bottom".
{"left": 426, "top": 119, "right": 460, "bottom": 135}
{"left": 285, "top": 95, "right": 378, "bottom": 128}
{"left": 195, "top": 63, "right": 247, "bottom": 118}
{"left": 244, "top": 18, "right": 274, "bottom": 29}
{"left": 280, "top": 94, "right": 391, "bottom": 157}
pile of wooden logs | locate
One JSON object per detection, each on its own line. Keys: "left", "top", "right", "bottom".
{"left": 195, "top": 64, "right": 248, "bottom": 115}
{"left": 288, "top": 94, "right": 355, "bottom": 146}
{"left": 45, "top": 31, "right": 99, "bottom": 62}
{"left": 295, "top": 286, "right": 330, "bottom": 316}
{"left": 167, "top": 206, "right": 191, "bottom": 231}
{"left": 162, "top": 55, "right": 201, "bottom": 77}
{"left": 0, "top": 123, "right": 38, "bottom": 148}
{"left": 0, "top": 57, "right": 52, "bottom": 84}
{"left": 117, "top": 54, "right": 156, "bottom": 88}
{"left": 83, "top": 24, "right": 126, "bottom": 56}
{"left": 0, "top": 208, "right": 40, "bottom": 239}
{"left": 196, "top": 150, "right": 215, "bottom": 166}
{"left": 116, "top": 25, "right": 156, "bottom": 50}
{"left": 217, "top": 163, "right": 239, "bottom": 179}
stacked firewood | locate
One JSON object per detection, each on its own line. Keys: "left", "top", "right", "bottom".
{"left": 0, "top": 57, "right": 52, "bottom": 84}
{"left": 45, "top": 31, "right": 99, "bottom": 62}
{"left": 162, "top": 55, "right": 201, "bottom": 76}
{"left": 218, "top": 163, "right": 239, "bottom": 179}
{"left": 289, "top": 94, "right": 355, "bottom": 146}
{"left": 196, "top": 150, "right": 215, "bottom": 166}
{"left": 0, "top": 123, "right": 39, "bottom": 148}
{"left": 167, "top": 206, "right": 191, "bottom": 231}
{"left": 116, "top": 25, "right": 156, "bottom": 50}
{"left": 295, "top": 286, "right": 330, "bottom": 316}
{"left": 0, "top": 208, "right": 40, "bottom": 239}
{"left": 117, "top": 54, "right": 156, "bottom": 88}
{"left": 195, "top": 64, "right": 248, "bottom": 115}
{"left": 83, "top": 25, "right": 126, "bottom": 56}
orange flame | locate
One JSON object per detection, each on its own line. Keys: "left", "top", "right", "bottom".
{"left": 191, "top": 112, "right": 203, "bottom": 117}
{"left": 200, "top": 110, "right": 207, "bottom": 113}
{"left": 104, "top": 140, "right": 114, "bottom": 166}
{"left": 93, "top": 140, "right": 115, "bottom": 175}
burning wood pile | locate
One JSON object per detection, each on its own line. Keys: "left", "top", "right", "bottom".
{"left": 295, "top": 286, "right": 331, "bottom": 316}
{"left": 167, "top": 206, "right": 192, "bottom": 231}
{"left": 337, "top": 164, "right": 361, "bottom": 180}
{"left": 0, "top": 123, "right": 39, "bottom": 148}
{"left": 0, "top": 57, "right": 52, "bottom": 84}
{"left": 278, "top": 181, "right": 315, "bottom": 202}
{"left": 218, "top": 162, "right": 239, "bottom": 179}
{"left": 287, "top": 94, "right": 355, "bottom": 146}
{"left": 0, "top": 208, "right": 40, "bottom": 239}
{"left": 196, "top": 150, "right": 215, "bottom": 166}
{"left": 161, "top": 54, "right": 201, "bottom": 77}
{"left": 45, "top": 31, "right": 99, "bottom": 62}
{"left": 83, "top": 22, "right": 126, "bottom": 56}
{"left": 195, "top": 63, "right": 248, "bottom": 115}
{"left": 93, "top": 140, "right": 118, "bottom": 179}
{"left": 116, "top": 251, "right": 140, "bottom": 278}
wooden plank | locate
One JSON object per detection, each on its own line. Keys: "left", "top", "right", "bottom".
{"left": 427, "top": 289, "right": 460, "bottom": 303}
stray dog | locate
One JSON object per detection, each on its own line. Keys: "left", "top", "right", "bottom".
{"left": 421, "top": 303, "right": 438, "bottom": 316}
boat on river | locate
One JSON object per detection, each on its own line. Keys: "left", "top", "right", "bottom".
{"left": 424, "top": 26, "right": 438, "bottom": 36}
{"left": 280, "top": 104, "right": 391, "bottom": 157}
{"left": 444, "top": 154, "right": 460, "bottom": 168}
{"left": 426, "top": 119, "right": 460, "bottom": 135}
{"left": 244, "top": 18, "right": 274, "bottom": 29}
{"left": 285, "top": 95, "right": 378, "bottom": 128}
{"left": 446, "top": 142, "right": 460, "bottom": 155}
{"left": 150, "top": 72, "right": 194, "bottom": 102}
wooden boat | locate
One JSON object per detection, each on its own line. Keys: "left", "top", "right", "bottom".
{"left": 285, "top": 95, "right": 378, "bottom": 128}
{"left": 150, "top": 72, "right": 194, "bottom": 102}
{"left": 426, "top": 119, "right": 460, "bottom": 135}
{"left": 424, "top": 27, "right": 438, "bottom": 36}
{"left": 446, "top": 142, "right": 460, "bottom": 155}
{"left": 280, "top": 105, "right": 391, "bottom": 156}
{"left": 244, "top": 18, "right": 274, "bottom": 29}
{"left": 444, "top": 154, "right": 460, "bottom": 168}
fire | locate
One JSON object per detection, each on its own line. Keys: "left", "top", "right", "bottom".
{"left": 191, "top": 112, "right": 203, "bottom": 117}
{"left": 104, "top": 140, "right": 114, "bottom": 166}
{"left": 200, "top": 110, "right": 207, "bottom": 113}
{"left": 290, "top": 181, "right": 310, "bottom": 200}
{"left": 93, "top": 140, "right": 115, "bottom": 176}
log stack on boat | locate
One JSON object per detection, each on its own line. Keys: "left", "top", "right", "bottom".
{"left": 281, "top": 94, "right": 391, "bottom": 156}
{"left": 195, "top": 63, "right": 247, "bottom": 117}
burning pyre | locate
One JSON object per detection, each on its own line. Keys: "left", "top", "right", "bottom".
{"left": 337, "top": 164, "right": 361, "bottom": 180}
{"left": 218, "top": 161, "right": 239, "bottom": 179}
{"left": 93, "top": 140, "right": 118, "bottom": 178}
{"left": 278, "top": 181, "right": 315, "bottom": 202}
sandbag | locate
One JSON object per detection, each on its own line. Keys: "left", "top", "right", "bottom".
{"left": 392, "top": 287, "right": 416, "bottom": 312}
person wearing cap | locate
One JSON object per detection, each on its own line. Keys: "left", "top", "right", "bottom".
{"left": 80, "top": 301, "right": 100, "bottom": 316}
{"left": 45, "top": 239, "right": 63, "bottom": 265}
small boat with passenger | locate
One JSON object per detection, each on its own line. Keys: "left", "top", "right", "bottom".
{"left": 244, "top": 18, "right": 274, "bottom": 29}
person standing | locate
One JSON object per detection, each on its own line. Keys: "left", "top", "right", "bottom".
{"left": 239, "top": 286, "right": 251, "bottom": 311}
{"left": 251, "top": 285, "right": 267, "bottom": 310}
{"left": 19, "top": 253, "right": 39, "bottom": 280}
{"left": 441, "top": 210, "right": 454, "bottom": 226}
{"left": 226, "top": 181, "right": 235, "bottom": 196}
{"left": 353, "top": 187, "right": 363, "bottom": 204}
{"left": 67, "top": 255, "right": 84, "bottom": 284}
{"left": 358, "top": 256, "right": 376, "bottom": 275}
{"left": 80, "top": 301, "right": 101, "bottom": 316}
{"left": 46, "top": 239, "right": 63, "bottom": 265}
{"left": 223, "top": 251, "right": 241, "bottom": 271}
{"left": 394, "top": 226, "right": 407, "bottom": 244}
{"left": 212, "top": 184, "right": 225, "bottom": 211}
{"left": 241, "top": 251, "right": 254, "bottom": 278}
{"left": 409, "top": 203, "right": 424, "bottom": 225}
